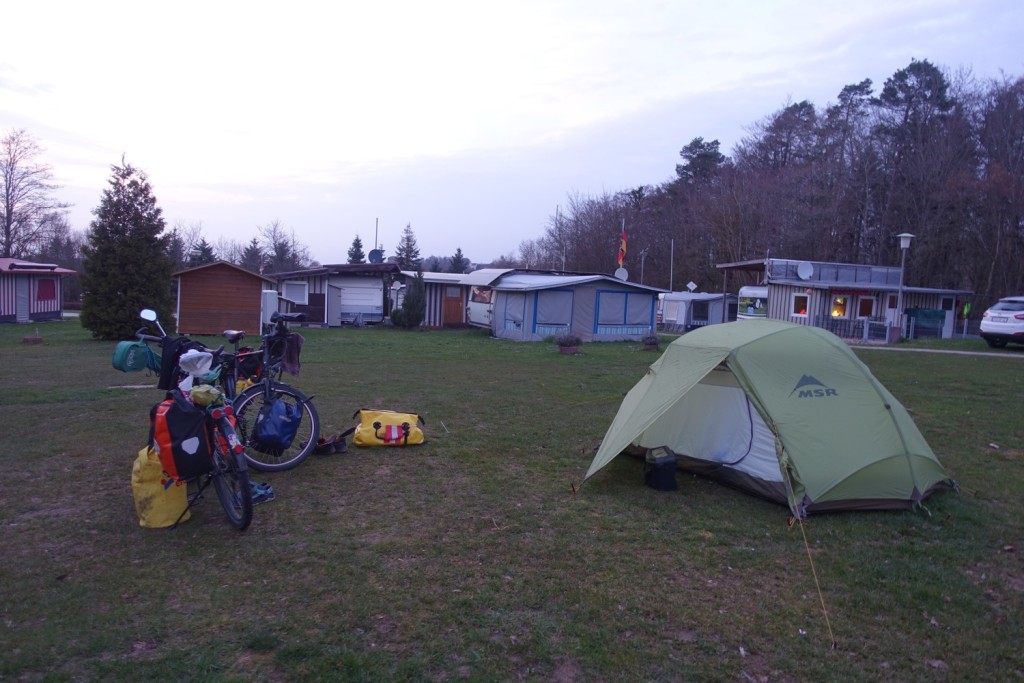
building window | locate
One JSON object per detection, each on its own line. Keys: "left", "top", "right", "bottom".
{"left": 830, "top": 295, "right": 848, "bottom": 318}
{"left": 37, "top": 278, "right": 57, "bottom": 302}
{"left": 692, "top": 301, "right": 709, "bottom": 323}
{"left": 282, "top": 280, "right": 308, "bottom": 305}
{"left": 857, "top": 297, "right": 875, "bottom": 318}
{"left": 791, "top": 294, "right": 808, "bottom": 317}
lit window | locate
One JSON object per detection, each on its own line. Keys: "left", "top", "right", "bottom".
{"left": 792, "top": 294, "right": 808, "bottom": 317}
{"left": 831, "top": 296, "right": 848, "bottom": 318}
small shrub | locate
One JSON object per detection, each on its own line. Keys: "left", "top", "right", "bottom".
{"left": 555, "top": 334, "right": 582, "bottom": 347}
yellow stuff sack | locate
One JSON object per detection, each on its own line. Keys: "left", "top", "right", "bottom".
{"left": 352, "top": 409, "right": 426, "bottom": 447}
{"left": 131, "top": 446, "right": 190, "bottom": 528}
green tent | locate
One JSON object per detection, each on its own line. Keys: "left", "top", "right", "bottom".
{"left": 584, "top": 320, "right": 955, "bottom": 516}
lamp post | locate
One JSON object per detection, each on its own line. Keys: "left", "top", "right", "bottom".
{"left": 639, "top": 248, "right": 649, "bottom": 285}
{"left": 895, "top": 232, "right": 914, "bottom": 339}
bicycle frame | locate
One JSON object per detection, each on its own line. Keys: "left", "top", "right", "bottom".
{"left": 136, "top": 309, "right": 253, "bottom": 529}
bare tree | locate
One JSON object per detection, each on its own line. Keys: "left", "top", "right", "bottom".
{"left": 258, "top": 219, "right": 314, "bottom": 273}
{"left": 166, "top": 220, "right": 207, "bottom": 270}
{"left": 213, "top": 236, "right": 244, "bottom": 264}
{"left": 1, "top": 129, "right": 71, "bottom": 258}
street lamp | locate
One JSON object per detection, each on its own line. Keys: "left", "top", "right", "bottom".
{"left": 895, "top": 232, "right": 914, "bottom": 339}
{"left": 639, "top": 248, "right": 649, "bottom": 284}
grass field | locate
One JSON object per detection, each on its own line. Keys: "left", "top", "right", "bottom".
{"left": 1, "top": 320, "right": 1022, "bottom": 682}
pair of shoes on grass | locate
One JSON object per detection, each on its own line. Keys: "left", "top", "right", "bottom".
{"left": 314, "top": 433, "right": 348, "bottom": 455}
{"left": 251, "top": 481, "right": 275, "bottom": 504}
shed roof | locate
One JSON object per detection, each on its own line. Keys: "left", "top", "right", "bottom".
{"left": 400, "top": 271, "right": 465, "bottom": 284}
{"left": 270, "top": 262, "right": 400, "bottom": 279}
{"left": 172, "top": 260, "right": 276, "bottom": 283}
{"left": 461, "top": 268, "right": 514, "bottom": 286}
{"left": 661, "top": 291, "right": 731, "bottom": 302}
{"left": 0, "top": 258, "right": 76, "bottom": 275}
{"left": 492, "top": 272, "right": 665, "bottom": 293}
{"left": 717, "top": 257, "right": 973, "bottom": 297}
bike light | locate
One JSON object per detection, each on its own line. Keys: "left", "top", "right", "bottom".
{"left": 211, "top": 407, "right": 224, "bottom": 419}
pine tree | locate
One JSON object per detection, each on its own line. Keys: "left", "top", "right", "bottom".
{"left": 394, "top": 223, "right": 421, "bottom": 270}
{"left": 80, "top": 159, "right": 175, "bottom": 339}
{"left": 348, "top": 234, "right": 366, "bottom": 264}
{"left": 186, "top": 237, "right": 216, "bottom": 268}
{"left": 392, "top": 270, "right": 426, "bottom": 329}
{"left": 165, "top": 228, "right": 188, "bottom": 271}
{"left": 449, "top": 247, "right": 469, "bottom": 274}
{"left": 239, "top": 237, "right": 264, "bottom": 273}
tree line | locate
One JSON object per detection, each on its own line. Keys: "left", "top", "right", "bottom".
{"left": 513, "top": 59, "right": 1024, "bottom": 306}
{"left": 4, "top": 57, "right": 1022, "bottom": 315}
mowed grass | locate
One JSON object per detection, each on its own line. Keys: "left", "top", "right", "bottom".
{"left": 0, "top": 320, "right": 1022, "bottom": 682}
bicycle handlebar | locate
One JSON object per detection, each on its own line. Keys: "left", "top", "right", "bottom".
{"left": 135, "top": 328, "right": 163, "bottom": 343}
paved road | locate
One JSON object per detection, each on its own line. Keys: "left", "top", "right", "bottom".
{"left": 851, "top": 345, "right": 1024, "bottom": 359}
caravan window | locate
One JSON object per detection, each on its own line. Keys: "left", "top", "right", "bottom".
{"left": 791, "top": 294, "right": 808, "bottom": 318}
{"left": 857, "top": 297, "right": 875, "bottom": 318}
{"left": 470, "top": 286, "right": 493, "bottom": 304}
{"left": 691, "top": 301, "right": 709, "bottom": 323}
{"left": 36, "top": 278, "right": 57, "bottom": 302}
{"left": 830, "top": 295, "right": 848, "bottom": 318}
{"left": 282, "top": 280, "right": 309, "bottom": 305}
{"left": 535, "top": 289, "right": 573, "bottom": 329}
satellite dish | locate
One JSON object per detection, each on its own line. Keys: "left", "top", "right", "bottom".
{"left": 796, "top": 261, "right": 814, "bottom": 280}
{"left": 686, "top": 281, "right": 697, "bottom": 292}
{"left": 368, "top": 249, "right": 384, "bottom": 264}
{"left": 614, "top": 267, "right": 628, "bottom": 281}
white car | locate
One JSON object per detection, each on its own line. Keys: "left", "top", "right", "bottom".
{"left": 980, "top": 295, "right": 1024, "bottom": 348}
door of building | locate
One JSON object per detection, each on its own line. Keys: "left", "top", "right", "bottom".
{"left": 442, "top": 286, "right": 464, "bottom": 325}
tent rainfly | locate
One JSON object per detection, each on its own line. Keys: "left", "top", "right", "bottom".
{"left": 584, "top": 320, "right": 956, "bottom": 517}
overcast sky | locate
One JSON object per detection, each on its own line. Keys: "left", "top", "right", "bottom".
{"left": 3, "top": 0, "right": 1021, "bottom": 265}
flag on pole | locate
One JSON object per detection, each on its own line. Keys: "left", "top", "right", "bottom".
{"left": 617, "top": 227, "right": 627, "bottom": 267}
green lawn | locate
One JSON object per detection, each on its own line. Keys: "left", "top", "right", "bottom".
{"left": 1, "top": 321, "right": 1022, "bottom": 681}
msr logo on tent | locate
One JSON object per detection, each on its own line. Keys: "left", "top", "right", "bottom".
{"left": 790, "top": 374, "right": 838, "bottom": 398}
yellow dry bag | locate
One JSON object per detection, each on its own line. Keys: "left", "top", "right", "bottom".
{"left": 131, "top": 446, "right": 190, "bottom": 528}
{"left": 351, "top": 409, "right": 426, "bottom": 447}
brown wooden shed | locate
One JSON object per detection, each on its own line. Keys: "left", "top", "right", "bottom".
{"left": 174, "top": 261, "right": 276, "bottom": 336}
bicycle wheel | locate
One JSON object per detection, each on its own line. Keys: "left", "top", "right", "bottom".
{"left": 211, "top": 425, "right": 253, "bottom": 530}
{"left": 234, "top": 381, "right": 320, "bottom": 472}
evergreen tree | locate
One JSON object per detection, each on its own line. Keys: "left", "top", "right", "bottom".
{"left": 239, "top": 237, "right": 264, "bottom": 273}
{"left": 165, "top": 228, "right": 188, "bottom": 271}
{"left": 348, "top": 234, "right": 366, "bottom": 264}
{"left": 186, "top": 237, "right": 216, "bottom": 268}
{"left": 80, "top": 159, "right": 175, "bottom": 339}
{"left": 391, "top": 270, "right": 426, "bottom": 329}
{"left": 394, "top": 222, "right": 421, "bottom": 270}
{"left": 448, "top": 247, "right": 469, "bottom": 273}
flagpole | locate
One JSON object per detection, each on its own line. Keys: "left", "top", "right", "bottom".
{"left": 670, "top": 238, "right": 674, "bottom": 292}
